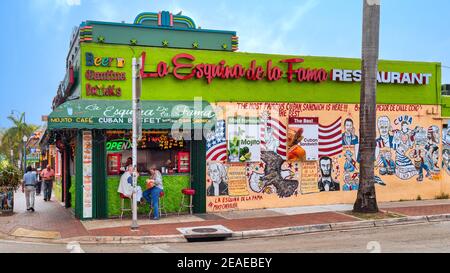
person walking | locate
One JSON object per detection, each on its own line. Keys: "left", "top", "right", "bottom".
{"left": 41, "top": 165, "right": 55, "bottom": 202}
{"left": 143, "top": 166, "right": 164, "bottom": 220}
{"left": 35, "top": 168, "right": 42, "bottom": 196}
{"left": 22, "top": 166, "right": 37, "bottom": 212}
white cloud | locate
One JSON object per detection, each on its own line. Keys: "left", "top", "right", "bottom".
{"left": 66, "top": 0, "right": 81, "bottom": 6}
{"left": 28, "top": 0, "right": 82, "bottom": 32}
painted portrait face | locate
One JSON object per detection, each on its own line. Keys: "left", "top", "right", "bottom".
{"left": 320, "top": 158, "right": 332, "bottom": 177}
{"left": 433, "top": 131, "right": 440, "bottom": 144}
{"left": 401, "top": 122, "right": 409, "bottom": 133}
{"left": 209, "top": 165, "right": 222, "bottom": 184}
{"left": 378, "top": 117, "right": 390, "bottom": 137}
{"left": 345, "top": 120, "right": 353, "bottom": 133}
{"left": 344, "top": 173, "right": 351, "bottom": 184}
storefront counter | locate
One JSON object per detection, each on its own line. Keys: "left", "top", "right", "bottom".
{"left": 107, "top": 174, "right": 191, "bottom": 217}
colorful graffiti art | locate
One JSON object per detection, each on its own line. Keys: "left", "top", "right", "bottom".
{"left": 443, "top": 128, "right": 450, "bottom": 176}
{"left": 205, "top": 102, "right": 445, "bottom": 213}
{"left": 259, "top": 151, "right": 299, "bottom": 198}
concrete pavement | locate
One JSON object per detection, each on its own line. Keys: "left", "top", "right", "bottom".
{"left": 2, "top": 190, "right": 450, "bottom": 245}
{"left": 2, "top": 221, "right": 450, "bottom": 253}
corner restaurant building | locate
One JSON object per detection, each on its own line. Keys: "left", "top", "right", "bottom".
{"left": 46, "top": 11, "right": 450, "bottom": 220}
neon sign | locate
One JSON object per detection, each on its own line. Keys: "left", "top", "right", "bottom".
{"left": 106, "top": 139, "right": 131, "bottom": 152}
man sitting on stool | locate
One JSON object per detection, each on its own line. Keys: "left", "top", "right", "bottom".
{"left": 143, "top": 165, "right": 164, "bottom": 220}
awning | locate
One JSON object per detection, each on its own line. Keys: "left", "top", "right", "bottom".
{"left": 48, "top": 100, "right": 215, "bottom": 130}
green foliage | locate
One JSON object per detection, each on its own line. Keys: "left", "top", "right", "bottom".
{"left": 0, "top": 164, "right": 22, "bottom": 190}
{"left": 0, "top": 113, "right": 39, "bottom": 164}
{"left": 107, "top": 175, "right": 190, "bottom": 217}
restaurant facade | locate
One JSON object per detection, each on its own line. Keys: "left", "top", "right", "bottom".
{"left": 45, "top": 11, "right": 450, "bottom": 220}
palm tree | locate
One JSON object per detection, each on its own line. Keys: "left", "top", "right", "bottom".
{"left": 353, "top": 0, "right": 381, "bottom": 213}
{"left": 0, "top": 113, "right": 38, "bottom": 168}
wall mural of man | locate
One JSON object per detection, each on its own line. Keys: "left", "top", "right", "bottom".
{"left": 342, "top": 118, "right": 359, "bottom": 146}
{"left": 443, "top": 128, "right": 450, "bottom": 175}
{"left": 342, "top": 118, "right": 359, "bottom": 162}
{"left": 375, "top": 116, "right": 395, "bottom": 161}
{"left": 318, "top": 156, "right": 340, "bottom": 192}
{"left": 425, "top": 126, "right": 440, "bottom": 175}
{"left": 207, "top": 162, "right": 229, "bottom": 196}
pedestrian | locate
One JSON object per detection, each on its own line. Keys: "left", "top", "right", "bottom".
{"left": 35, "top": 167, "right": 42, "bottom": 196}
{"left": 143, "top": 165, "right": 164, "bottom": 220}
{"left": 22, "top": 166, "right": 37, "bottom": 212}
{"left": 117, "top": 166, "right": 143, "bottom": 203}
{"left": 41, "top": 164, "right": 55, "bottom": 202}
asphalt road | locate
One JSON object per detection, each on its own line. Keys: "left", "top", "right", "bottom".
{"left": 1, "top": 222, "right": 450, "bottom": 253}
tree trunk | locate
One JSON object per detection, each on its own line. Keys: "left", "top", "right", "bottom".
{"left": 353, "top": 0, "right": 381, "bottom": 213}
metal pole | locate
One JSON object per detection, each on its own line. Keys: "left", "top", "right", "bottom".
{"left": 131, "top": 57, "right": 139, "bottom": 230}
{"left": 24, "top": 141, "right": 26, "bottom": 171}
{"left": 23, "top": 112, "right": 26, "bottom": 171}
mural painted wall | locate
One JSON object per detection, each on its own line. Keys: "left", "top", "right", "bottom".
{"left": 205, "top": 102, "right": 447, "bottom": 213}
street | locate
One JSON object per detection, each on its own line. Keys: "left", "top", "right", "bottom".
{"left": 1, "top": 221, "right": 450, "bottom": 253}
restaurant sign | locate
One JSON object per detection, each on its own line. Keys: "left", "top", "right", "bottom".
{"left": 85, "top": 52, "right": 126, "bottom": 97}
{"left": 48, "top": 100, "right": 215, "bottom": 130}
{"left": 140, "top": 52, "right": 433, "bottom": 85}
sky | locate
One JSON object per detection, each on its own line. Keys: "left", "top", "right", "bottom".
{"left": 1, "top": 0, "right": 450, "bottom": 128}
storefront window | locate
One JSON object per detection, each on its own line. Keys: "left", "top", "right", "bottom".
{"left": 106, "top": 130, "right": 190, "bottom": 176}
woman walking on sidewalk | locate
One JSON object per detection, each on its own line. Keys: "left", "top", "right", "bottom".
{"left": 22, "top": 166, "right": 37, "bottom": 212}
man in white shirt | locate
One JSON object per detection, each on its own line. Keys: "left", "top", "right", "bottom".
{"left": 117, "top": 166, "right": 143, "bottom": 201}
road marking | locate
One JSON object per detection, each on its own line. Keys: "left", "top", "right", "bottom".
{"left": 367, "top": 241, "right": 382, "bottom": 253}
{"left": 66, "top": 241, "right": 85, "bottom": 253}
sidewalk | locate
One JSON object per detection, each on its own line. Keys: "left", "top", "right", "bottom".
{"left": 0, "top": 190, "right": 88, "bottom": 240}
{"left": 2, "top": 190, "right": 450, "bottom": 244}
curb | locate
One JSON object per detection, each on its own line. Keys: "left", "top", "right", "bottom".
{"left": 231, "top": 223, "right": 332, "bottom": 240}
{"left": 2, "top": 214, "right": 450, "bottom": 245}
{"left": 426, "top": 213, "right": 450, "bottom": 222}
{"left": 57, "top": 234, "right": 187, "bottom": 245}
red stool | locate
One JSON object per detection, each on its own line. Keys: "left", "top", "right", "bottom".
{"left": 119, "top": 193, "right": 131, "bottom": 220}
{"left": 179, "top": 189, "right": 196, "bottom": 215}
{"left": 149, "top": 191, "right": 167, "bottom": 219}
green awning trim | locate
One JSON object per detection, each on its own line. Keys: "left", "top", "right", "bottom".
{"left": 48, "top": 100, "right": 215, "bottom": 130}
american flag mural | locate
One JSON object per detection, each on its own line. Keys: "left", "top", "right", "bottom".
{"left": 206, "top": 120, "right": 227, "bottom": 161}
{"left": 318, "top": 117, "right": 343, "bottom": 158}
{"left": 260, "top": 116, "right": 287, "bottom": 159}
